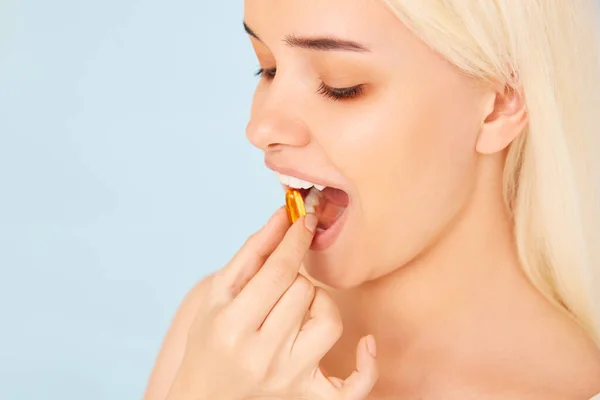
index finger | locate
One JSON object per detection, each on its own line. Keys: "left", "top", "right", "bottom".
{"left": 212, "top": 206, "right": 290, "bottom": 300}
{"left": 228, "top": 213, "right": 318, "bottom": 330}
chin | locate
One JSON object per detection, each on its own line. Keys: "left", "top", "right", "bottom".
{"left": 303, "top": 247, "right": 367, "bottom": 290}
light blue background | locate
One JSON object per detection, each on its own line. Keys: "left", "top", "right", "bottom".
{"left": 0, "top": 1, "right": 281, "bottom": 399}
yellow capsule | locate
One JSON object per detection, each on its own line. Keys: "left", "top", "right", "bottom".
{"left": 285, "top": 188, "right": 306, "bottom": 223}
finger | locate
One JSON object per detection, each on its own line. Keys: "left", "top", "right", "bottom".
{"left": 259, "top": 274, "right": 315, "bottom": 347}
{"left": 212, "top": 207, "right": 289, "bottom": 303}
{"left": 229, "top": 213, "right": 318, "bottom": 330}
{"left": 329, "top": 377, "right": 344, "bottom": 390}
{"left": 338, "top": 335, "right": 379, "bottom": 400}
{"left": 291, "top": 287, "right": 343, "bottom": 368}
{"left": 319, "top": 365, "right": 344, "bottom": 390}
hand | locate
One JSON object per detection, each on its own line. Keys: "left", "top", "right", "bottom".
{"left": 166, "top": 207, "right": 378, "bottom": 400}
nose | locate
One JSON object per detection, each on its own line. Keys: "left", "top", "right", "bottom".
{"left": 245, "top": 110, "right": 311, "bottom": 151}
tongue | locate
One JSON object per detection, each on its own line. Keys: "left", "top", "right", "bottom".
{"left": 320, "top": 187, "right": 349, "bottom": 207}
{"left": 315, "top": 188, "right": 348, "bottom": 230}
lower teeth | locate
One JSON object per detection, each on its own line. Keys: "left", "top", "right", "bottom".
{"left": 304, "top": 186, "right": 346, "bottom": 233}
{"left": 304, "top": 187, "right": 322, "bottom": 214}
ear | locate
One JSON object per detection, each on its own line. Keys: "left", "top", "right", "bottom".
{"left": 476, "top": 84, "right": 528, "bottom": 155}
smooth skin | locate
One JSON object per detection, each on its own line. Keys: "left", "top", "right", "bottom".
{"left": 153, "top": 208, "right": 378, "bottom": 400}
{"left": 146, "top": 0, "right": 600, "bottom": 399}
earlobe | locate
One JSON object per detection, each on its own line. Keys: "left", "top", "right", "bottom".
{"left": 475, "top": 85, "right": 528, "bottom": 155}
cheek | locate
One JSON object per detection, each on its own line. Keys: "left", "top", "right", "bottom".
{"left": 328, "top": 71, "right": 482, "bottom": 268}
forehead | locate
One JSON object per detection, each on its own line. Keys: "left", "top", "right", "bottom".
{"left": 243, "top": 0, "right": 408, "bottom": 52}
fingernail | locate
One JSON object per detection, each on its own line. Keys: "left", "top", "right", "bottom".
{"left": 366, "top": 335, "right": 377, "bottom": 358}
{"left": 304, "top": 213, "right": 318, "bottom": 233}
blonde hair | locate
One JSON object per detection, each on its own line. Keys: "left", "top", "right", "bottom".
{"left": 381, "top": 0, "right": 600, "bottom": 345}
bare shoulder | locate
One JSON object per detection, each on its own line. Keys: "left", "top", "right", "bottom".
{"left": 561, "top": 348, "right": 600, "bottom": 399}
{"left": 496, "top": 302, "right": 600, "bottom": 399}
{"left": 431, "top": 316, "right": 600, "bottom": 399}
{"left": 539, "top": 318, "right": 600, "bottom": 399}
{"left": 502, "top": 331, "right": 600, "bottom": 399}
{"left": 434, "top": 352, "right": 600, "bottom": 400}
{"left": 143, "top": 274, "right": 215, "bottom": 400}
{"left": 492, "top": 331, "right": 600, "bottom": 399}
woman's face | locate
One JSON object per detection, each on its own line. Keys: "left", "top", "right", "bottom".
{"left": 244, "top": 0, "right": 492, "bottom": 288}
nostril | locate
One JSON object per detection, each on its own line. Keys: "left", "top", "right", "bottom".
{"left": 266, "top": 143, "right": 286, "bottom": 153}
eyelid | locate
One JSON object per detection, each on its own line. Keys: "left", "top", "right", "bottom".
{"left": 317, "top": 82, "right": 365, "bottom": 100}
{"left": 253, "top": 68, "right": 364, "bottom": 100}
{"left": 255, "top": 67, "right": 276, "bottom": 79}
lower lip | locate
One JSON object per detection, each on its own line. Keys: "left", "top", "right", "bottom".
{"left": 310, "top": 206, "right": 349, "bottom": 251}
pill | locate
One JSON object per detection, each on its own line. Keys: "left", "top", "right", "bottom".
{"left": 285, "top": 188, "right": 306, "bottom": 223}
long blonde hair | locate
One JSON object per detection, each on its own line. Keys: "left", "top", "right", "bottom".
{"left": 381, "top": 0, "right": 600, "bottom": 345}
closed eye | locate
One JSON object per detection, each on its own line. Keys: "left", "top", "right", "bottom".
{"left": 254, "top": 67, "right": 365, "bottom": 101}
{"left": 317, "top": 82, "right": 364, "bottom": 101}
{"left": 255, "top": 67, "right": 276, "bottom": 79}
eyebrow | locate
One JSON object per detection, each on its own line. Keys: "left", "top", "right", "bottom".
{"left": 243, "top": 21, "right": 370, "bottom": 53}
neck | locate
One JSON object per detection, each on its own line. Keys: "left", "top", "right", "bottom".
{"left": 320, "top": 156, "right": 600, "bottom": 397}
{"left": 340, "top": 155, "right": 529, "bottom": 330}
{"left": 327, "top": 155, "right": 554, "bottom": 388}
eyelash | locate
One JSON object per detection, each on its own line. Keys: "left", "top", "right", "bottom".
{"left": 254, "top": 68, "right": 364, "bottom": 101}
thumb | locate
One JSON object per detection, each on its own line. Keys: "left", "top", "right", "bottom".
{"left": 338, "top": 335, "right": 379, "bottom": 400}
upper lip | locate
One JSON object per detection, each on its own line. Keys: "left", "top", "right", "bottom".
{"left": 265, "top": 159, "right": 341, "bottom": 190}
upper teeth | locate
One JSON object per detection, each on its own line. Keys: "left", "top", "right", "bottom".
{"left": 277, "top": 173, "right": 326, "bottom": 191}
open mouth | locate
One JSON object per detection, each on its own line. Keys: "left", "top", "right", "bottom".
{"left": 278, "top": 173, "right": 349, "bottom": 233}
{"left": 295, "top": 186, "right": 349, "bottom": 232}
